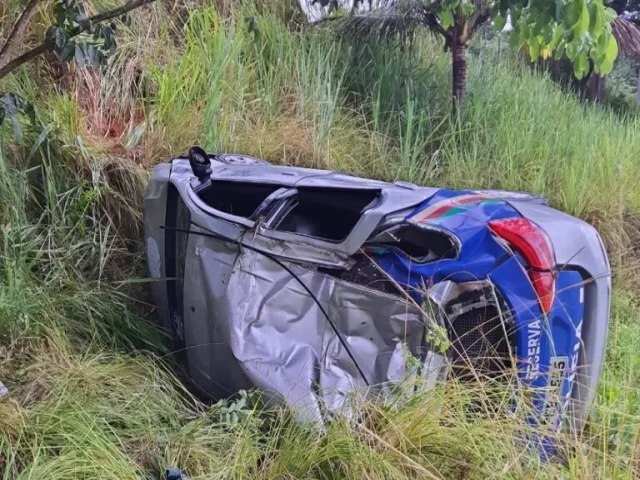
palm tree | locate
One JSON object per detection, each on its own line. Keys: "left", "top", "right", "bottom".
{"left": 304, "top": 0, "right": 491, "bottom": 105}
{"left": 610, "top": 15, "right": 640, "bottom": 102}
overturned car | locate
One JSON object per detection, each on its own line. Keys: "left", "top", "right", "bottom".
{"left": 144, "top": 147, "right": 610, "bottom": 441}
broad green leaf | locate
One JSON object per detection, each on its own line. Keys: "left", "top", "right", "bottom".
{"left": 589, "top": 1, "right": 603, "bottom": 33}
{"left": 461, "top": 2, "right": 475, "bottom": 16}
{"left": 563, "top": 1, "right": 579, "bottom": 30}
{"left": 575, "top": 0, "right": 589, "bottom": 37}
{"left": 55, "top": 27, "right": 67, "bottom": 49}
{"left": 73, "top": 3, "right": 88, "bottom": 25}
{"left": 595, "top": 29, "right": 609, "bottom": 61}
{"left": 542, "top": 24, "right": 554, "bottom": 44}
{"left": 603, "top": 6, "right": 617, "bottom": 23}
{"left": 553, "top": 40, "right": 566, "bottom": 59}
{"left": 61, "top": 42, "right": 75, "bottom": 61}
{"left": 509, "top": 24, "right": 524, "bottom": 49}
{"left": 439, "top": 8, "right": 455, "bottom": 30}
{"left": 493, "top": 12, "right": 506, "bottom": 31}
{"left": 596, "top": 35, "right": 618, "bottom": 74}
{"left": 85, "top": 45, "right": 102, "bottom": 65}
{"left": 0, "top": 93, "right": 34, "bottom": 139}
{"left": 565, "top": 40, "right": 578, "bottom": 59}
{"left": 572, "top": 52, "right": 589, "bottom": 78}
{"left": 75, "top": 44, "right": 86, "bottom": 65}
{"left": 54, "top": 2, "right": 66, "bottom": 24}
{"left": 528, "top": 36, "right": 540, "bottom": 60}
{"left": 511, "top": 7, "right": 521, "bottom": 24}
{"left": 604, "top": 36, "right": 618, "bottom": 64}
{"left": 550, "top": 24, "right": 563, "bottom": 50}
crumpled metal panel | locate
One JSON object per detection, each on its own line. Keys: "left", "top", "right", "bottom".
{"left": 144, "top": 154, "right": 611, "bottom": 448}
{"left": 181, "top": 228, "right": 438, "bottom": 421}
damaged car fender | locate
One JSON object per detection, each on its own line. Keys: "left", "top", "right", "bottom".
{"left": 144, "top": 148, "right": 611, "bottom": 450}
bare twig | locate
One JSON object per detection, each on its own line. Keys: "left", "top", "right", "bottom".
{"left": 0, "top": 0, "right": 155, "bottom": 82}
{"left": 0, "top": 0, "right": 42, "bottom": 66}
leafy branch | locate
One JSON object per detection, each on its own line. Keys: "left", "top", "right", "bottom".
{"left": 0, "top": 0, "right": 155, "bottom": 131}
{"left": 0, "top": 0, "right": 154, "bottom": 82}
{"left": 0, "top": 0, "right": 42, "bottom": 62}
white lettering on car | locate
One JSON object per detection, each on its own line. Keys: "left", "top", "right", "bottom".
{"left": 525, "top": 319, "right": 541, "bottom": 380}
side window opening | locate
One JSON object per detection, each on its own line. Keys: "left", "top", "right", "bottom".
{"left": 196, "top": 181, "right": 281, "bottom": 218}
{"left": 272, "top": 188, "right": 380, "bottom": 242}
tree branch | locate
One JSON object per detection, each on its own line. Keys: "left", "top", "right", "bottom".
{"left": 0, "top": 43, "right": 49, "bottom": 80}
{"left": 469, "top": 10, "right": 490, "bottom": 37}
{"left": 0, "top": 0, "right": 43, "bottom": 65}
{"left": 84, "top": 0, "right": 154, "bottom": 27}
{"left": 0, "top": 0, "right": 155, "bottom": 82}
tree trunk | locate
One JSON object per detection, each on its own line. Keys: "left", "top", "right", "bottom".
{"left": 587, "top": 73, "right": 605, "bottom": 104}
{"left": 451, "top": 35, "right": 467, "bottom": 106}
{"left": 636, "top": 65, "right": 640, "bottom": 104}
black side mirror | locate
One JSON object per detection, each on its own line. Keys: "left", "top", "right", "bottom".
{"left": 188, "top": 146, "right": 211, "bottom": 181}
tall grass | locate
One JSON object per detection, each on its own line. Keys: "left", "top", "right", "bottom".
{"left": 1, "top": 2, "right": 640, "bottom": 479}
{"left": 134, "top": 7, "right": 640, "bottom": 230}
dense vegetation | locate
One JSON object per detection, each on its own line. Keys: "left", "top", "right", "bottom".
{"left": 1, "top": 1, "right": 640, "bottom": 478}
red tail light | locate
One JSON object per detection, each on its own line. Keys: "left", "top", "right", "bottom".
{"left": 489, "top": 218, "right": 556, "bottom": 314}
